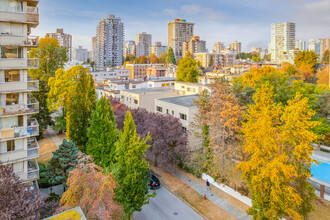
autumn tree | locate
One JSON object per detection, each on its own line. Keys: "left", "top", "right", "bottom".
{"left": 86, "top": 96, "right": 119, "bottom": 166}
{"left": 114, "top": 111, "right": 153, "bottom": 218}
{"left": 150, "top": 53, "right": 158, "bottom": 64}
{"left": 316, "top": 66, "right": 329, "bottom": 85}
{"left": 159, "top": 52, "right": 167, "bottom": 64}
{"left": 125, "top": 54, "right": 136, "bottom": 62}
{"left": 0, "top": 162, "right": 44, "bottom": 220}
{"left": 167, "top": 47, "right": 176, "bottom": 65}
{"left": 294, "top": 50, "right": 319, "bottom": 73}
{"left": 47, "top": 139, "right": 79, "bottom": 185}
{"left": 207, "top": 79, "right": 243, "bottom": 171}
{"left": 58, "top": 163, "right": 124, "bottom": 219}
{"left": 138, "top": 55, "right": 147, "bottom": 64}
{"left": 29, "top": 37, "right": 68, "bottom": 136}
{"left": 321, "top": 50, "right": 329, "bottom": 65}
{"left": 238, "top": 84, "right": 319, "bottom": 219}
{"left": 208, "top": 55, "right": 214, "bottom": 67}
{"left": 176, "top": 56, "right": 200, "bottom": 83}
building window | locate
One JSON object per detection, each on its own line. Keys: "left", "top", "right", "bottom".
{"left": 182, "top": 127, "right": 187, "bottom": 133}
{"left": 156, "top": 106, "right": 163, "bottom": 112}
{"left": 7, "top": 140, "right": 15, "bottom": 152}
{"left": 166, "top": 109, "right": 169, "bottom": 114}
{"left": 132, "top": 85, "right": 136, "bottom": 88}
{"left": 134, "top": 99, "right": 138, "bottom": 104}
{"left": 187, "top": 87, "right": 190, "bottom": 92}
{"left": 171, "top": 83, "right": 175, "bottom": 86}
{"left": 172, "top": 110, "right": 174, "bottom": 115}
{"left": 179, "top": 113, "right": 187, "bottom": 120}
{"left": 121, "top": 95, "right": 124, "bottom": 100}
{"left": 5, "top": 70, "right": 20, "bottom": 82}
{"left": 6, "top": 93, "right": 19, "bottom": 105}
{"left": 181, "top": 86, "right": 185, "bottom": 89}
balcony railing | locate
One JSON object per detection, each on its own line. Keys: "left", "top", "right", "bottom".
{"left": 16, "top": 159, "right": 39, "bottom": 182}
{"left": 27, "top": 137, "right": 39, "bottom": 158}
{"left": 0, "top": 58, "right": 39, "bottom": 69}
{"left": 0, "top": 118, "right": 39, "bottom": 141}
{"left": 0, "top": 80, "right": 39, "bottom": 93}
{"left": 26, "top": 36, "right": 39, "bottom": 47}
{"left": 26, "top": 6, "right": 39, "bottom": 23}
{"left": 0, "top": 99, "right": 39, "bottom": 117}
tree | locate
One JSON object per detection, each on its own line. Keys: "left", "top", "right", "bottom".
{"left": 86, "top": 97, "right": 119, "bottom": 166}
{"left": 114, "top": 111, "right": 153, "bottom": 218}
{"left": 29, "top": 37, "right": 68, "bottom": 137}
{"left": 47, "top": 139, "right": 79, "bottom": 185}
{"left": 238, "top": 52, "right": 253, "bottom": 60}
{"left": 208, "top": 55, "right": 214, "bottom": 67}
{"left": 90, "top": 61, "right": 95, "bottom": 71}
{"left": 0, "top": 162, "right": 44, "bottom": 220}
{"left": 251, "top": 55, "right": 261, "bottom": 62}
{"left": 58, "top": 163, "right": 124, "bottom": 219}
{"left": 316, "top": 66, "right": 329, "bottom": 85}
{"left": 138, "top": 55, "right": 147, "bottom": 64}
{"left": 176, "top": 56, "right": 200, "bottom": 83}
{"left": 166, "top": 47, "right": 176, "bottom": 65}
{"left": 125, "top": 54, "right": 136, "bottom": 62}
{"left": 321, "top": 50, "right": 329, "bottom": 65}
{"left": 294, "top": 50, "right": 319, "bottom": 73}
{"left": 238, "top": 84, "right": 319, "bottom": 219}
{"left": 159, "top": 52, "right": 167, "bottom": 64}
{"left": 66, "top": 66, "right": 96, "bottom": 151}
{"left": 150, "top": 53, "right": 158, "bottom": 64}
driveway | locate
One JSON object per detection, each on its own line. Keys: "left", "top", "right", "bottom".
{"left": 133, "top": 186, "right": 203, "bottom": 220}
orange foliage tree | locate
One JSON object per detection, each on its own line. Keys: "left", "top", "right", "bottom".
{"left": 58, "top": 163, "right": 124, "bottom": 219}
{"left": 316, "top": 66, "right": 330, "bottom": 85}
{"left": 150, "top": 53, "right": 158, "bottom": 64}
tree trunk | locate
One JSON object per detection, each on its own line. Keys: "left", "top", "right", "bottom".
{"left": 154, "top": 153, "right": 159, "bottom": 167}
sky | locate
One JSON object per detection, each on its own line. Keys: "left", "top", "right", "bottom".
{"left": 32, "top": 0, "right": 330, "bottom": 52}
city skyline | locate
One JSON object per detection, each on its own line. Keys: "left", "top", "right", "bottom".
{"left": 31, "top": 0, "right": 330, "bottom": 52}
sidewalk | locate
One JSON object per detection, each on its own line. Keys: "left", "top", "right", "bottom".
{"left": 173, "top": 170, "right": 251, "bottom": 220}
{"left": 47, "top": 126, "right": 63, "bottom": 148}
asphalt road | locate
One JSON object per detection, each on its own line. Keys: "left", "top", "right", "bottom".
{"left": 133, "top": 186, "right": 204, "bottom": 220}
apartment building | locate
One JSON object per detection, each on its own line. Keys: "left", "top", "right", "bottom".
{"left": 135, "top": 32, "right": 151, "bottom": 57}
{"left": 270, "top": 22, "right": 295, "bottom": 64}
{"left": 320, "top": 37, "right": 330, "bottom": 58}
{"left": 230, "top": 41, "right": 241, "bottom": 54}
{"left": 95, "top": 14, "right": 124, "bottom": 70}
{"left": 213, "top": 42, "right": 225, "bottom": 53}
{"left": 73, "top": 46, "right": 88, "bottom": 62}
{"left": 91, "top": 36, "right": 97, "bottom": 62}
{"left": 295, "top": 40, "right": 306, "bottom": 51}
{"left": 91, "top": 68, "right": 130, "bottom": 81}
{"left": 174, "top": 82, "right": 210, "bottom": 95}
{"left": 308, "top": 39, "right": 321, "bottom": 55}
{"left": 149, "top": 42, "right": 168, "bottom": 58}
{"left": 194, "top": 51, "right": 237, "bottom": 68}
{"left": 126, "top": 63, "right": 164, "bottom": 79}
{"left": 123, "top": 40, "right": 135, "bottom": 58}
{"left": 46, "top": 28, "right": 72, "bottom": 61}
{"left": 0, "top": 0, "right": 40, "bottom": 187}
{"left": 120, "top": 87, "right": 179, "bottom": 112}
{"left": 168, "top": 19, "right": 194, "bottom": 60}
{"left": 182, "top": 36, "right": 207, "bottom": 57}
{"left": 155, "top": 95, "right": 201, "bottom": 151}
{"left": 146, "top": 66, "right": 167, "bottom": 77}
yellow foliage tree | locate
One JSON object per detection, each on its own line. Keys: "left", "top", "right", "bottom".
{"left": 238, "top": 84, "right": 319, "bottom": 219}
{"left": 240, "top": 66, "right": 283, "bottom": 87}
{"left": 316, "top": 66, "right": 329, "bottom": 85}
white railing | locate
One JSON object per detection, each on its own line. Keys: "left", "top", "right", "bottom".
{"left": 0, "top": 118, "right": 39, "bottom": 141}
{"left": 27, "top": 137, "right": 39, "bottom": 158}
{"left": 0, "top": 99, "right": 39, "bottom": 117}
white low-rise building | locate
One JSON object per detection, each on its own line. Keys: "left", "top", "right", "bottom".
{"left": 120, "top": 88, "right": 179, "bottom": 112}
{"left": 91, "top": 68, "right": 130, "bottom": 81}
{"left": 174, "top": 82, "right": 210, "bottom": 95}
{"left": 155, "top": 95, "right": 201, "bottom": 151}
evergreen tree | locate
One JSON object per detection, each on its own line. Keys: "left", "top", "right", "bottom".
{"left": 66, "top": 66, "right": 96, "bottom": 151}
{"left": 166, "top": 47, "right": 176, "bottom": 65}
{"left": 208, "top": 55, "right": 214, "bottom": 67}
{"left": 47, "top": 139, "right": 79, "bottom": 185}
{"left": 86, "top": 96, "right": 119, "bottom": 167}
{"left": 114, "top": 111, "right": 153, "bottom": 218}
{"left": 176, "top": 56, "right": 200, "bottom": 83}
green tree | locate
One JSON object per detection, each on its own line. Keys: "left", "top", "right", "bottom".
{"left": 176, "top": 56, "right": 200, "bottom": 83}
{"left": 86, "top": 97, "right": 119, "bottom": 167}
{"left": 321, "top": 50, "right": 329, "bottom": 65}
{"left": 47, "top": 139, "right": 79, "bottom": 185}
{"left": 29, "top": 38, "right": 67, "bottom": 137}
{"left": 114, "top": 111, "right": 153, "bottom": 218}
{"left": 294, "top": 50, "right": 319, "bottom": 72}
{"left": 208, "top": 55, "right": 214, "bottom": 67}
{"left": 251, "top": 55, "right": 261, "bottom": 62}
{"left": 90, "top": 61, "right": 95, "bottom": 71}
{"left": 166, "top": 47, "right": 176, "bottom": 65}
{"left": 66, "top": 66, "right": 96, "bottom": 151}
{"left": 159, "top": 52, "right": 167, "bottom": 64}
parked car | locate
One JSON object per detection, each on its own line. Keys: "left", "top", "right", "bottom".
{"left": 149, "top": 175, "right": 160, "bottom": 189}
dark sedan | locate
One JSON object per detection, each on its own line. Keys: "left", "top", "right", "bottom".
{"left": 150, "top": 175, "right": 160, "bottom": 189}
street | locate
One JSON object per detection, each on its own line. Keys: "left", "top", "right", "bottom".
{"left": 133, "top": 186, "right": 204, "bottom": 220}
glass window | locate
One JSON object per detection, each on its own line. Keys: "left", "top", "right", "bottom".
{"left": 0, "top": 46, "right": 23, "bottom": 59}
{"left": 6, "top": 93, "right": 19, "bottom": 105}
{"left": 134, "top": 99, "right": 138, "bottom": 104}
{"left": 0, "top": 0, "right": 23, "bottom": 13}
{"left": 0, "top": 23, "right": 24, "bottom": 36}
{"left": 7, "top": 140, "right": 15, "bottom": 152}
{"left": 156, "top": 106, "right": 163, "bottom": 112}
{"left": 179, "top": 113, "right": 187, "bottom": 120}
{"left": 5, "top": 70, "right": 20, "bottom": 82}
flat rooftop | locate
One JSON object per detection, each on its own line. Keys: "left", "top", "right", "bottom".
{"left": 157, "top": 95, "right": 198, "bottom": 108}
{"left": 121, "top": 87, "right": 175, "bottom": 95}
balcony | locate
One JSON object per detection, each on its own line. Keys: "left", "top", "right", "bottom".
{"left": 26, "top": 0, "right": 40, "bottom": 7}
{"left": 0, "top": 34, "right": 39, "bottom": 47}
{"left": 16, "top": 159, "right": 39, "bottom": 182}
{"left": 0, "top": 58, "right": 39, "bottom": 69}
{"left": 0, "top": 80, "right": 39, "bottom": 93}
{"left": 0, "top": 118, "right": 39, "bottom": 141}
{"left": 0, "top": 138, "right": 39, "bottom": 163}
{"left": 0, "top": 99, "right": 39, "bottom": 117}
{"left": 0, "top": 6, "right": 39, "bottom": 27}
